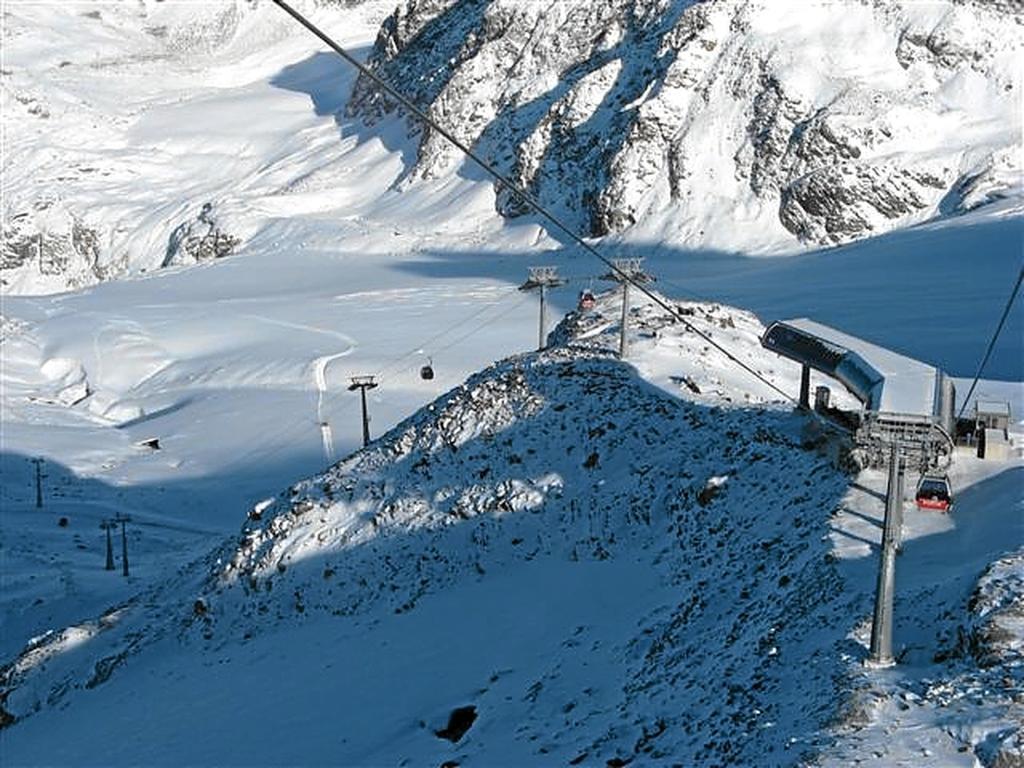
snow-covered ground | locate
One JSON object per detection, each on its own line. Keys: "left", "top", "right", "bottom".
{"left": 2, "top": 290, "right": 1022, "bottom": 765}
{"left": 1, "top": 1, "right": 1022, "bottom": 765}
{"left": 826, "top": 457, "right": 1023, "bottom": 765}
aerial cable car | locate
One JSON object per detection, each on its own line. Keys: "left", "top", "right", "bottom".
{"left": 915, "top": 473, "right": 953, "bottom": 513}
{"left": 420, "top": 357, "right": 434, "bottom": 381}
{"left": 577, "top": 280, "right": 596, "bottom": 312}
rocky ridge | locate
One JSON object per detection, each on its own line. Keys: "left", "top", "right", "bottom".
{"left": 0, "top": 292, "right": 860, "bottom": 765}
{"left": 349, "top": 0, "right": 1022, "bottom": 246}
{"left": 2, "top": 290, "right": 1020, "bottom": 765}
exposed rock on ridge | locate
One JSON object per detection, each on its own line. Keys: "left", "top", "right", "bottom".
{"left": 162, "top": 203, "right": 240, "bottom": 268}
{"left": 1, "top": 200, "right": 105, "bottom": 291}
{"left": 349, "top": 0, "right": 1022, "bottom": 246}
{"left": 0, "top": 293, "right": 859, "bottom": 766}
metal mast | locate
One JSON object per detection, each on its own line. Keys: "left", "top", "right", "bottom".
{"left": 519, "top": 266, "right": 566, "bottom": 351}
{"left": 348, "top": 375, "right": 379, "bottom": 447}
{"left": 600, "top": 258, "right": 654, "bottom": 359}
{"left": 868, "top": 446, "right": 904, "bottom": 666}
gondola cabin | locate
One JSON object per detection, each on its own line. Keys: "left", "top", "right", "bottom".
{"left": 915, "top": 474, "right": 952, "bottom": 512}
{"left": 578, "top": 290, "right": 596, "bottom": 312}
{"left": 420, "top": 360, "right": 434, "bottom": 380}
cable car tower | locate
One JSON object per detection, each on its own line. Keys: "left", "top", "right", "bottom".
{"left": 519, "top": 266, "right": 566, "bottom": 351}
{"left": 348, "top": 375, "right": 379, "bottom": 448}
{"left": 601, "top": 258, "right": 654, "bottom": 359}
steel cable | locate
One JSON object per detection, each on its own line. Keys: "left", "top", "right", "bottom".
{"left": 956, "top": 263, "right": 1024, "bottom": 420}
{"left": 270, "top": 0, "right": 798, "bottom": 406}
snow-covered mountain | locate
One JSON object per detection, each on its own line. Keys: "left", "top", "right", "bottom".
{"left": 350, "top": 0, "right": 1023, "bottom": 249}
{"left": 2, "top": 290, "right": 1021, "bottom": 766}
{"left": 1, "top": 3, "right": 1022, "bottom": 765}
{"left": 3, "top": 0, "right": 1021, "bottom": 295}
{"left": 0, "top": 293, "right": 861, "bottom": 764}
{"left": 1, "top": 0, "right": 390, "bottom": 295}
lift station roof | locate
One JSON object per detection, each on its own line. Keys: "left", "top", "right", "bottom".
{"left": 762, "top": 318, "right": 942, "bottom": 417}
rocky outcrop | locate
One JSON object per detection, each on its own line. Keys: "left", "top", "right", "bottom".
{"left": 1, "top": 199, "right": 104, "bottom": 290}
{"left": 780, "top": 164, "right": 947, "bottom": 242}
{"left": 162, "top": 203, "right": 240, "bottom": 268}
{"left": 968, "top": 550, "right": 1024, "bottom": 670}
{"left": 348, "top": 0, "right": 1022, "bottom": 246}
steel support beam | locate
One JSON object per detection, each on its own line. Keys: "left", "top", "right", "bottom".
{"left": 799, "top": 364, "right": 811, "bottom": 409}
{"left": 869, "top": 446, "right": 903, "bottom": 667}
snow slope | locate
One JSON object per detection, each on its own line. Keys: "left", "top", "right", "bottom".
{"left": 1, "top": 292, "right": 857, "bottom": 765}
{"left": 1, "top": 2, "right": 1021, "bottom": 764}
{"left": 1, "top": 0, "right": 409, "bottom": 294}
{"left": 2, "top": 291, "right": 1021, "bottom": 766}
{"left": 3, "top": 0, "right": 1022, "bottom": 296}
{"left": 825, "top": 463, "right": 1024, "bottom": 767}
{"left": 351, "top": 0, "right": 1023, "bottom": 249}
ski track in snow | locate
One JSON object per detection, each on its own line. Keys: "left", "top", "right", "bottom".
{"left": 0, "top": 1, "right": 1021, "bottom": 764}
{"left": 314, "top": 351, "right": 353, "bottom": 463}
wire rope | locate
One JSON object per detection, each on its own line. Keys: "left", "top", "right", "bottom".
{"left": 220, "top": 288, "right": 532, "bottom": 476}
{"left": 430, "top": 293, "right": 533, "bottom": 357}
{"left": 269, "top": 0, "right": 798, "bottom": 406}
{"left": 956, "top": 263, "right": 1024, "bottom": 420}
{"left": 370, "top": 285, "right": 520, "bottom": 381}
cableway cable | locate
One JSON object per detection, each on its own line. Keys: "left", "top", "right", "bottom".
{"left": 429, "top": 293, "right": 533, "bottom": 357}
{"left": 371, "top": 285, "right": 520, "bottom": 381}
{"left": 219, "top": 288, "right": 530, "bottom": 476}
{"left": 269, "top": 0, "right": 797, "bottom": 406}
{"left": 956, "top": 263, "right": 1024, "bottom": 421}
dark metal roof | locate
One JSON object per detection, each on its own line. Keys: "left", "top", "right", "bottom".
{"left": 761, "top": 321, "right": 884, "bottom": 406}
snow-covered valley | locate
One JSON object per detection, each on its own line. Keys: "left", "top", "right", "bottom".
{"left": 1, "top": 1, "right": 1022, "bottom": 765}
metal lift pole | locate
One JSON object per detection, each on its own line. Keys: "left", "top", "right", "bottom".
{"left": 619, "top": 281, "right": 631, "bottom": 359}
{"left": 348, "top": 376, "right": 379, "bottom": 448}
{"left": 869, "top": 445, "right": 903, "bottom": 666}
{"left": 103, "top": 521, "right": 115, "bottom": 571}
{"left": 600, "top": 258, "right": 654, "bottom": 360}
{"left": 538, "top": 283, "right": 547, "bottom": 351}
{"left": 117, "top": 514, "right": 131, "bottom": 578}
{"left": 894, "top": 455, "right": 906, "bottom": 553}
{"left": 519, "top": 267, "right": 566, "bottom": 352}
{"left": 360, "top": 386, "right": 370, "bottom": 447}
{"left": 32, "top": 457, "right": 43, "bottom": 509}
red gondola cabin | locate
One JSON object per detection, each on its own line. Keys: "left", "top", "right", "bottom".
{"left": 915, "top": 474, "right": 952, "bottom": 512}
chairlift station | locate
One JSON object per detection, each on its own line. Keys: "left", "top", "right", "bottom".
{"left": 761, "top": 318, "right": 957, "bottom": 470}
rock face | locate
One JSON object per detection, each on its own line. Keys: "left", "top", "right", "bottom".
{"left": 3, "top": 0, "right": 1018, "bottom": 295}
{"left": 0, "top": 199, "right": 105, "bottom": 292}
{"left": 348, "top": 0, "right": 1023, "bottom": 246}
{"left": 0, "top": 293, "right": 859, "bottom": 766}
{"left": 162, "top": 203, "right": 240, "bottom": 268}
{"left": 0, "top": 197, "right": 241, "bottom": 291}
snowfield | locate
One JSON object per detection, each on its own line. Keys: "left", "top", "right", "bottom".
{"left": 1, "top": 0, "right": 1022, "bottom": 765}
{"left": 3, "top": 0, "right": 1023, "bottom": 295}
{"left": 2, "top": 291, "right": 1022, "bottom": 766}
